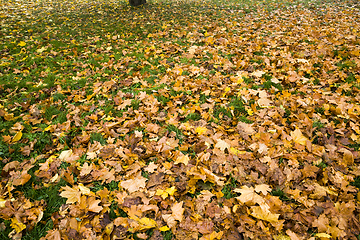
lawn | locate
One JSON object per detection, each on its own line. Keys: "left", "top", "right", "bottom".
{"left": 0, "top": 0, "right": 360, "bottom": 239}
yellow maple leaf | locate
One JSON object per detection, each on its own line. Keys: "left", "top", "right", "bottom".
{"left": 36, "top": 46, "right": 47, "bottom": 53}
{"left": 138, "top": 217, "right": 157, "bottom": 230}
{"left": 159, "top": 226, "right": 170, "bottom": 232}
{"left": 156, "top": 189, "right": 169, "bottom": 199}
{"left": 250, "top": 206, "right": 279, "bottom": 223}
{"left": 166, "top": 186, "right": 177, "bottom": 196}
{"left": 290, "top": 128, "right": 308, "bottom": 145}
{"left": 18, "top": 41, "right": 26, "bottom": 47}
{"left": 12, "top": 131, "right": 22, "bottom": 143}
{"left": 314, "top": 233, "right": 331, "bottom": 238}
{"left": 10, "top": 218, "right": 26, "bottom": 233}
{"left": 174, "top": 154, "right": 189, "bottom": 165}
{"left": 104, "top": 222, "right": 114, "bottom": 235}
{"left": 195, "top": 126, "right": 208, "bottom": 135}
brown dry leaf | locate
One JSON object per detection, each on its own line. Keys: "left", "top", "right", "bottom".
{"left": 120, "top": 176, "right": 147, "bottom": 193}
{"left": 339, "top": 148, "right": 354, "bottom": 166}
{"left": 285, "top": 230, "right": 300, "bottom": 240}
{"left": 40, "top": 230, "right": 61, "bottom": 240}
{"left": 162, "top": 214, "right": 176, "bottom": 228}
{"left": 236, "top": 122, "right": 255, "bottom": 138}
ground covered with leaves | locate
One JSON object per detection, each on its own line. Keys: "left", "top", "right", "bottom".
{"left": 0, "top": 0, "right": 360, "bottom": 239}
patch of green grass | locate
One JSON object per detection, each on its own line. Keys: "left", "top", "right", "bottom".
{"left": 238, "top": 115, "right": 253, "bottom": 124}
{"left": 44, "top": 105, "right": 62, "bottom": 121}
{"left": 312, "top": 120, "right": 325, "bottom": 129}
{"left": 270, "top": 187, "right": 294, "bottom": 202}
{"left": 221, "top": 176, "right": 238, "bottom": 199}
{"left": 161, "top": 230, "right": 174, "bottom": 240}
{"left": 52, "top": 92, "right": 66, "bottom": 101}
{"left": 155, "top": 94, "right": 170, "bottom": 106}
{"left": 142, "top": 170, "right": 150, "bottom": 179}
{"left": 316, "top": 161, "right": 327, "bottom": 169}
{"left": 313, "top": 78, "right": 320, "bottom": 85}
{"left": 229, "top": 96, "right": 246, "bottom": 116}
{"left": 166, "top": 124, "right": 184, "bottom": 143}
{"left": 349, "top": 144, "right": 360, "bottom": 151}
{"left": 351, "top": 176, "right": 360, "bottom": 189}
{"left": 109, "top": 201, "right": 128, "bottom": 220}
{"left": 90, "top": 180, "right": 119, "bottom": 193}
{"left": 213, "top": 105, "right": 232, "bottom": 120}
{"left": 315, "top": 107, "right": 325, "bottom": 115}
{"left": 184, "top": 112, "right": 201, "bottom": 122}
{"left": 131, "top": 99, "right": 141, "bottom": 110}
{"left": 90, "top": 132, "right": 106, "bottom": 145}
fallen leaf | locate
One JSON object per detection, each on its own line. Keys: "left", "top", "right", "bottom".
{"left": 171, "top": 201, "right": 184, "bottom": 221}
{"left": 120, "top": 176, "right": 147, "bottom": 193}
{"left": 10, "top": 218, "right": 26, "bottom": 233}
{"left": 60, "top": 186, "right": 81, "bottom": 204}
{"left": 250, "top": 206, "right": 279, "bottom": 223}
{"left": 290, "top": 128, "right": 308, "bottom": 145}
{"left": 174, "top": 154, "right": 190, "bottom": 165}
{"left": 12, "top": 131, "right": 22, "bottom": 143}
{"left": 214, "top": 139, "right": 230, "bottom": 152}
{"left": 87, "top": 197, "right": 103, "bottom": 213}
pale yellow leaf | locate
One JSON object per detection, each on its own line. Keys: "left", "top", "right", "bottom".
{"left": 88, "top": 198, "right": 103, "bottom": 213}
{"left": 314, "top": 233, "right": 331, "bottom": 238}
{"left": 174, "top": 154, "right": 189, "bottom": 165}
{"left": 171, "top": 201, "right": 184, "bottom": 222}
{"left": 162, "top": 214, "right": 176, "bottom": 228}
{"left": 254, "top": 184, "right": 271, "bottom": 195}
{"left": 290, "top": 128, "right": 308, "bottom": 145}
{"left": 60, "top": 186, "right": 81, "bottom": 204}
{"left": 120, "top": 176, "right": 147, "bottom": 193}
{"left": 214, "top": 139, "right": 230, "bottom": 152}
{"left": 250, "top": 206, "right": 279, "bottom": 223}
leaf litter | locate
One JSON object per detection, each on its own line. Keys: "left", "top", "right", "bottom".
{"left": 0, "top": 0, "right": 360, "bottom": 239}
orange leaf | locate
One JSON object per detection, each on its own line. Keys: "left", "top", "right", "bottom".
{"left": 87, "top": 197, "right": 103, "bottom": 213}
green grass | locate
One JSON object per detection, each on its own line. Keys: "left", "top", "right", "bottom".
{"left": 221, "top": 176, "right": 238, "bottom": 199}
{"left": 1, "top": 0, "right": 359, "bottom": 239}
